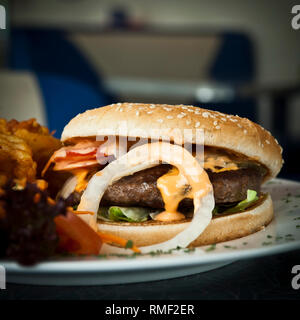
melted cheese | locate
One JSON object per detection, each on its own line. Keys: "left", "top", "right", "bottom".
{"left": 156, "top": 167, "right": 193, "bottom": 222}
{"left": 72, "top": 169, "right": 89, "bottom": 192}
{"left": 203, "top": 155, "right": 239, "bottom": 173}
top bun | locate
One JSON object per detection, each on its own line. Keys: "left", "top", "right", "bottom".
{"left": 61, "top": 103, "right": 283, "bottom": 180}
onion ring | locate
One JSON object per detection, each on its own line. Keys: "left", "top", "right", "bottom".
{"left": 77, "top": 142, "right": 214, "bottom": 252}
{"left": 58, "top": 175, "right": 78, "bottom": 199}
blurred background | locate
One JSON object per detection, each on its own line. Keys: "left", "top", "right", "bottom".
{"left": 0, "top": 0, "right": 299, "bottom": 179}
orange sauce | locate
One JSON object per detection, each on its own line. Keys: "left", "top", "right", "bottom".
{"left": 156, "top": 167, "right": 193, "bottom": 222}
{"left": 72, "top": 169, "right": 89, "bottom": 192}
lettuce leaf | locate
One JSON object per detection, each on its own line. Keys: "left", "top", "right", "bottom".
{"left": 213, "top": 190, "right": 259, "bottom": 215}
{"left": 98, "top": 206, "right": 159, "bottom": 222}
{"left": 223, "top": 190, "right": 259, "bottom": 214}
{"left": 98, "top": 190, "right": 259, "bottom": 221}
{"left": 97, "top": 207, "right": 112, "bottom": 221}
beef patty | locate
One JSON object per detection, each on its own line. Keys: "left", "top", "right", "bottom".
{"left": 98, "top": 164, "right": 264, "bottom": 208}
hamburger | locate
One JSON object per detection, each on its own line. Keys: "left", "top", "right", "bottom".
{"left": 43, "top": 103, "right": 283, "bottom": 251}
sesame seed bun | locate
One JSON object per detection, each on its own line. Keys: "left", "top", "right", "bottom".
{"left": 61, "top": 103, "right": 283, "bottom": 180}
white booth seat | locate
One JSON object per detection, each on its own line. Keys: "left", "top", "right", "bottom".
{"left": 0, "top": 70, "right": 46, "bottom": 125}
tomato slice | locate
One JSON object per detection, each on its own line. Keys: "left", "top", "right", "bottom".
{"left": 54, "top": 211, "right": 102, "bottom": 255}
{"left": 42, "top": 142, "right": 106, "bottom": 176}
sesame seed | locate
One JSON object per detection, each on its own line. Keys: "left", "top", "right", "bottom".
{"left": 195, "top": 122, "right": 200, "bottom": 128}
{"left": 149, "top": 105, "right": 156, "bottom": 109}
{"left": 136, "top": 111, "right": 140, "bottom": 116}
{"left": 202, "top": 112, "right": 210, "bottom": 118}
{"left": 216, "top": 125, "right": 221, "bottom": 130}
{"left": 119, "top": 108, "right": 123, "bottom": 112}
{"left": 186, "top": 120, "right": 191, "bottom": 125}
{"left": 244, "top": 129, "right": 248, "bottom": 134}
{"left": 166, "top": 115, "right": 173, "bottom": 119}
{"left": 177, "top": 114, "right": 185, "bottom": 119}
{"left": 164, "top": 107, "right": 172, "bottom": 112}
{"left": 266, "top": 140, "right": 270, "bottom": 144}
{"left": 147, "top": 111, "right": 153, "bottom": 114}
{"left": 213, "top": 120, "right": 218, "bottom": 126}
{"left": 230, "top": 118, "right": 238, "bottom": 122}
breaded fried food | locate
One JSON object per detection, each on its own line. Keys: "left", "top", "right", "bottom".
{"left": 0, "top": 119, "right": 10, "bottom": 135}
{"left": 0, "top": 133, "right": 36, "bottom": 187}
{"left": 0, "top": 118, "right": 62, "bottom": 176}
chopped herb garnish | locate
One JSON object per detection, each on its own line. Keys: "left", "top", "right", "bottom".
{"left": 125, "top": 252, "right": 141, "bottom": 259}
{"left": 267, "top": 235, "right": 273, "bottom": 239}
{"left": 205, "top": 244, "right": 216, "bottom": 252}
{"left": 94, "top": 247, "right": 195, "bottom": 259}
{"left": 296, "top": 225, "right": 300, "bottom": 229}
{"left": 184, "top": 248, "right": 196, "bottom": 253}
{"left": 284, "top": 234, "right": 295, "bottom": 241}
{"left": 262, "top": 241, "right": 272, "bottom": 246}
{"left": 125, "top": 240, "right": 134, "bottom": 249}
{"left": 223, "top": 245, "right": 237, "bottom": 249}
{"left": 243, "top": 242, "right": 248, "bottom": 245}
{"left": 286, "top": 238, "right": 295, "bottom": 242}
{"left": 149, "top": 250, "right": 163, "bottom": 256}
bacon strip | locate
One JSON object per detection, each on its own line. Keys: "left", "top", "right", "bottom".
{"left": 42, "top": 141, "right": 104, "bottom": 176}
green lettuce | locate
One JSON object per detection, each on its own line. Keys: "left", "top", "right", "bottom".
{"left": 98, "top": 206, "right": 158, "bottom": 222}
{"left": 213, "top": 190, "right": 259, "bottom": 215}
{"left": 224, "top": 190, "right": 259, "bottom": 214}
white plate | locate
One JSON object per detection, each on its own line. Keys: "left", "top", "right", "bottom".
{"left": 2, "top": 178, "right": 300, "bottom": 286}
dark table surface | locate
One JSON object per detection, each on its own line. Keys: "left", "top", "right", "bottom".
{"left": 1, "top": 249, "right": 300, "bottom": 300}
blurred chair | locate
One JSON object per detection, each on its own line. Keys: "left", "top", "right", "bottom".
{"left": 9, "top": 28, "right": 113, "bottom": 137}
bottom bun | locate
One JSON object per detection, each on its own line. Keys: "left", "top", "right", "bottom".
{"left": 97, "top": 194, "right": 274, "bottom": 247}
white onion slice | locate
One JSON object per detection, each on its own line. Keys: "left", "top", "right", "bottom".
{"left": 58, "top": 175, "right": 78, "bottom": 199}
{"left": 77, "top": 142, "right": 214, "bottom": 253}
